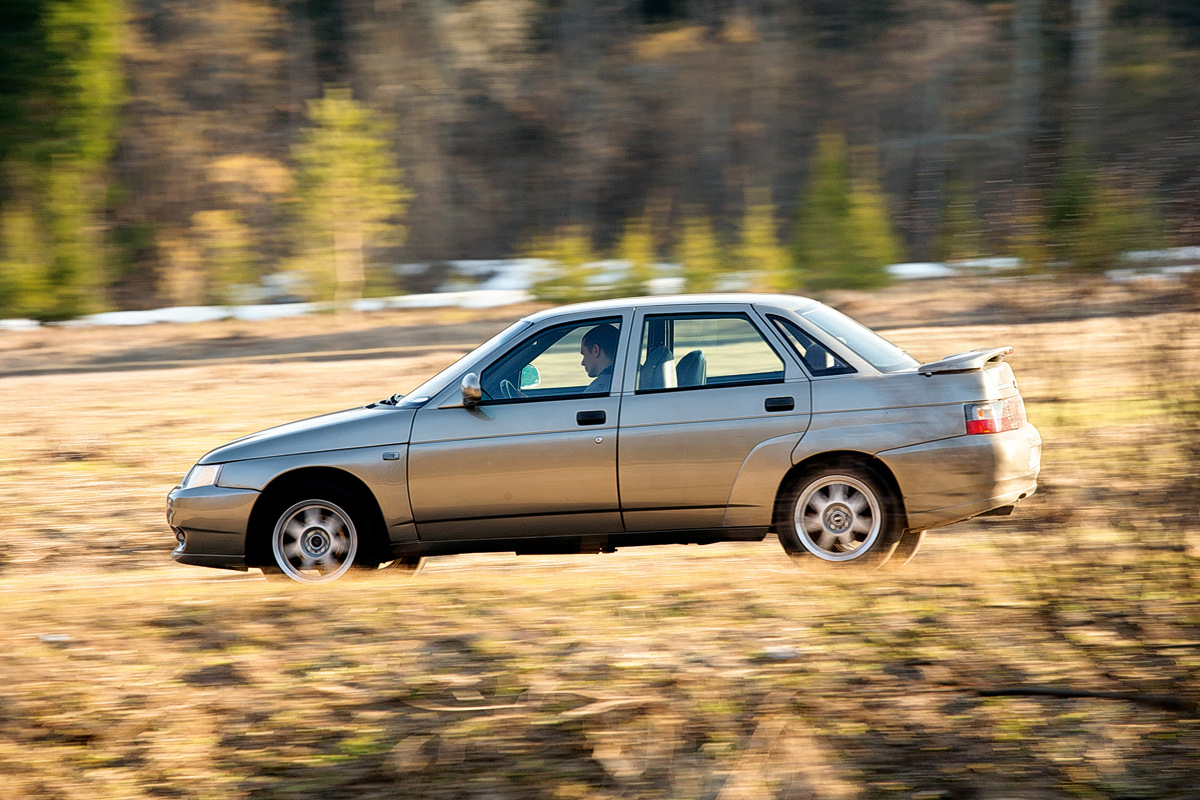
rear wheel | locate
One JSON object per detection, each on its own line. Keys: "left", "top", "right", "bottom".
{"left": 779, "top": 462, "right": 902, "bottom": 568}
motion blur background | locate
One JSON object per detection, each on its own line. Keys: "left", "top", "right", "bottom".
{"left": 2, "top": 0, "right": 1200, "bottom": 316}
{"left": 3, "top": 3, "right": 1200, "bottom": 799}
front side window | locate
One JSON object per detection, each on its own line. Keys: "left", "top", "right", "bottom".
{"left": 394, "top": 319, "right": 531, "bottom": 407}
{"left": 481, "top": 317, "right": 622, "bottom": 401}
{"left": 635, "top": 314, "right": 785, "bottom": 391}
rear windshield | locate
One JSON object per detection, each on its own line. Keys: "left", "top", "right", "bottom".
{"left": 799, "top": 305, "right": 918, "bottom": 373}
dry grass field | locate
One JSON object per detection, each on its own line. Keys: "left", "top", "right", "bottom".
{"left": 1, "top": 278, "right": 1198, "bottom": 800}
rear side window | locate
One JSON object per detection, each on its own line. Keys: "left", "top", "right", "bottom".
{"left": 636, "top": 314, "right": 785, "bottom": 391}
{"left": 771, "top": 317, "right": 856, "bottom": 377}
{"left": 798, "top": 304, "right": 918, "bottom": 373}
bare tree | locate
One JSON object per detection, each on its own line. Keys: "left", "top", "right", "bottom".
{"left": 1071, "top": 0, "right": 1106, "bottom": 144}
{"left": 1011, "top": 0, "right": 1043, "bottom": 166}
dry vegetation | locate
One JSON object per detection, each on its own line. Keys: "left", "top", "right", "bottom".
{"left": 1, "top": 278, "right": 1198, "bottom": 799}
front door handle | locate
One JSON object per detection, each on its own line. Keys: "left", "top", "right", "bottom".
{"left": 765, "top": 396, "right": 795, "bottom": 412}
{"left": 576, "top": 410, "right": 606, "bottom": 426}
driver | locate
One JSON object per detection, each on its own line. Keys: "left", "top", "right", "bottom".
{"left": 580, "top": 324, "right": 618, "bottom": 393}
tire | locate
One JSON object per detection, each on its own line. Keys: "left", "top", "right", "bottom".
{"left": 778, "top": 462, "right": 903, "bottom": 568}
{"left": 262, "top": 554, "right": 426, "bottom": 582}
{"left": 267, "top": 485, "right": 363, "bottom": 584}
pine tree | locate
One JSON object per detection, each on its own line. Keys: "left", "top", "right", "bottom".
{"left": 290, "top": 87, "right": 411, "bottom": 303}
{"left": 941, "top": 182, "right": 988, "bottom": 263}
{"left": 615, "top": 214, "right": 657, "bottom": 296}
{"left": 0, "top": 0, "right": 123, "bottom": 319}
{"left": 529, "top": 225, "right": 598, "bottom": 303}
{"left": 0, "top": 200, "right": 52, "bottom": 316}
{"left": 737, "top": 188, "right": 790, "bottom": 292}
{"left": 193, "top": 210, "right": 256, "bottom": 305}
{"left": 792, "top": 133, "right": 902, "bottom": 291}
{"left": 1044, "top": 149, "right": 1165, "bottom": 273}
{"left": 676, "top": 211, "right": 725, "bottom": 292}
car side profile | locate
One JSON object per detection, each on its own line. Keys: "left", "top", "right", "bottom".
{"left": 167, "top": 294, "right": 1041, "bottom": 583}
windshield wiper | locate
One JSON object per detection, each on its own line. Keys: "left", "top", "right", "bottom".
{"left": 373, "top": 393, "right": 404, "bottom": 407}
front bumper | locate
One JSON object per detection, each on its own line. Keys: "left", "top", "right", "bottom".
{"left": 879, "top": 424, "right": 1041, "bottom": 531}
{"left": 166, "top": 484, "right": 260, "bottom": 571}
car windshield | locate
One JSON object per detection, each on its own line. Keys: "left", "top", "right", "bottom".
{"left": 382, "top": 319, "right": 533, "bottom": 408}
{"left": 799, "top": 305, "right": 918, "bottom": 373}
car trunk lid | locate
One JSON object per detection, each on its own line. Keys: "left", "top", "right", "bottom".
{"left": 915, "top": 346, "right": 1028, "bottom": 434}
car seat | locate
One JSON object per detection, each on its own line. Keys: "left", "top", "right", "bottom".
{"left": 639, "top": 346, "right": 676, "bottom": 390}
{"left": 804, "top": 342, "right": 830, "bottom": 373}
{"left": 675, "top": 349, "right": 707, "bottom": 387}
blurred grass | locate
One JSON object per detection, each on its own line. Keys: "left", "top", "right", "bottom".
{"left": 1, "top": 279, "right": 1198, "bottom": 799}
{"left": 3, "top": 544, "right": 1197, "bottom": 799}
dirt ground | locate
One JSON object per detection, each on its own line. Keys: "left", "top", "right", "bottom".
{"left": 1, "top": 277, "right": 1198, "bottom": 799}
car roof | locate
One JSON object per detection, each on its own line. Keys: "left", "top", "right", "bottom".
{"left": 521, "top": 293, "right": 820, "bottom": 323}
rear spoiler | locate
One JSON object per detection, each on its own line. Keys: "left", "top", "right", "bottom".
{"left": 918, "top": 346, "right": 1013, "bottom": 375}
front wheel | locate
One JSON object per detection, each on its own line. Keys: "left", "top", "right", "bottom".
{"left": 779, "top": 463, "right": 903, "bottom": 568}
{"left": 270, "top": 492, "right": 361, "bottom": 584}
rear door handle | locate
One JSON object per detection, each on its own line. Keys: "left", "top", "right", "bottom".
{"left": 765, "top": 396, "right": 794, "bottom": 412}
{"left": 576, "top": 410, "right": 606, "bottom": 426}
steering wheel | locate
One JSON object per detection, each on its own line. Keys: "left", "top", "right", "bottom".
{"left": 499, "top": 379, "right": 526, "bottom": 399}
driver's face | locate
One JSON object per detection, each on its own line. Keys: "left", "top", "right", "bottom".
{"left": 580, "top": 342, "right": 604, "bottom": 378}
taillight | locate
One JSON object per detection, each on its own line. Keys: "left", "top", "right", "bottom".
{"left": 965, "top": 396, "right": 1026, "bottom": 435}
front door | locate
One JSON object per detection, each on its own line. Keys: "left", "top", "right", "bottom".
{"left": 408, "top": 315, "right": 627, "bottom": 541}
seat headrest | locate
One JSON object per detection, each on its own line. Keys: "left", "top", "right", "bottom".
{"left": 639, "top": 346, "right": 676, "bottom": 390}
{"left": 676, "top": 349, "right": 707, "bottom": 387}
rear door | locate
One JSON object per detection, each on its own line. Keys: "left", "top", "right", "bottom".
{"left": 617, "top": 305, "right": 812, "bottom": 531}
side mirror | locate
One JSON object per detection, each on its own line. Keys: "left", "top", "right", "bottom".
{"left": 519, "top": 364, "right": 541, "bottom": 390}
{"left": 461, "top": 372, "right": 482, "bottom": 408}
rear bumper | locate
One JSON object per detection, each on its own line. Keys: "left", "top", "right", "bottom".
{"left": 166, "top": 485, "right": 259, "bottom": 571}
{"left": 879, "top": 424, "right": 1041, "bottom": 531}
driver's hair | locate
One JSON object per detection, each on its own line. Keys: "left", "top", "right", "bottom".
{"left": 581, "top": 323, "right": 619, "bottom": 357}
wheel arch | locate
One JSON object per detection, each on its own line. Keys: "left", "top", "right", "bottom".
{"left": 246, "top": 466, "right": 388, "bottom": 567}
{"left": 772, "top": 450, "right": 909, "bottom": 531}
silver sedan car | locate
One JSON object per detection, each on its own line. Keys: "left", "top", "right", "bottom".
{"left": 167, "top": 294, "right": 1041, "bottom": 583}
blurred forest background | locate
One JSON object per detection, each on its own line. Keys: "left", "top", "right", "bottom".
{"left": 2, "top": 0, "right": 1200, "bottom": 319}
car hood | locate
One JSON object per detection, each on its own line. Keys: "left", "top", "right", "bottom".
{"left": 198, "top": 405, "right": 417, "bottom": 464}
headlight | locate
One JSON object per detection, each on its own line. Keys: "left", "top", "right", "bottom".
{"left": 180, "top": 463, "right": 222, "bottom": 490}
